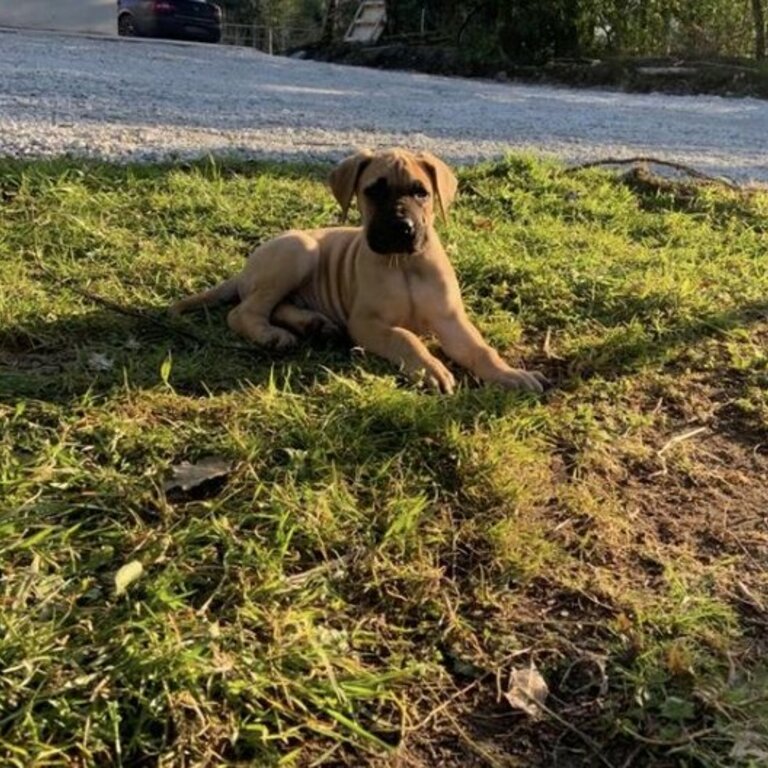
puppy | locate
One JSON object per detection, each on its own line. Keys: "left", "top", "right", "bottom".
{"left": 169, "top": 148, "right": 545, "bottom": 394}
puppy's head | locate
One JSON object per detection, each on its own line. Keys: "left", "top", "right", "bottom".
{"left": 328, "top": 148, "right": 458, "bottom": 256}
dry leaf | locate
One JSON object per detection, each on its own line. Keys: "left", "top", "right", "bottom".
{"left": 730, "top": 731, "right": 768, "bottom": 761}
{"left": 114, "top": 560, "right": 143, "bottom": 596}
{"left": 88, "top": 352, "right": 114, "bottom": 372}
{"left": 163, "top": 456, "right": 232, "bottom": 493}
{"left": 473, "top": 216, "right": 495, "bottom": 231}
{"left": 503, "top": 663, "right": 549, "bottom": 718}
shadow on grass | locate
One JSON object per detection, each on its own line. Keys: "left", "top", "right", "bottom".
{"left": 5, "top": 291, "right": 768, "bottom": 411}
{"left": 0, "top": 304, "right": 352, "bottom": 402}
{"left": 540, "top": 298, "right": 768, "bottom": 387}
{"left": 4, "top": 153, "right": 767, "bottom": 408}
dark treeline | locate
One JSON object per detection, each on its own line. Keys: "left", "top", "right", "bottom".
{"left": 217, "top": 0, "right": 767, "bottom": 61}
{"left": 391, "top": 0, "right": 766, "bottom": 61}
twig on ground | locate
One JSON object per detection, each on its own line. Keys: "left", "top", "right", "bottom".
{"left": 658, "top": 426, "right": 708, "bottom": 456}
{"left": 281, "top": 552, "right": 354, "bottom": 589}
{"left": 443, "top": 712, "right": 508, "bottom": 768}
{"left": 621, "top": 726, "right": 714, "bottom": 748}
{"left": 734, "top": 580, "right": 767, "bottom": 613}
{"left": 34, "top": 267, "right": 267, "bottom": 356}
{"left": 543, "top": 328, "right": 564, "bottom": 360}
{"left": 529, "top": 696, "right": 617, "bottom": 768}
{"left": 566, "top": 156, "right": 741, "bottom": 190}
{"left": 619, "top": 744, "right": 644, "bottom": 768}
{"left": 650, "top": 426, "right": 708, "bottom": 478}
{"left": 407, "top": 679, "right": 483, "bottom": 734}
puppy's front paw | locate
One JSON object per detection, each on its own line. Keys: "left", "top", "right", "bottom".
{"left": 495, "top": 368, "right": 547, "bottom": 394}
{"left": 310, "top": 315, "right": 341, "bottom": 338}
{"left": 263, "top": 327, "right": 298, "bottom": 350}
{"left": 418, "top": 358, "right": 456, "bottom": 394}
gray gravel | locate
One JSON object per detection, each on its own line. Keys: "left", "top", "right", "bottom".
{"left": 1, "top": 28, "right": 767, "bottom": 180}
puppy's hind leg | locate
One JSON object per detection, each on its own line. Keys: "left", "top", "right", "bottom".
{"left": 169, "top": 277, "right": 239, "bottom": 317}
{"left": 272, "top": 303, "right": 339, "bottom": 338}
{"left": 227, "top": 231, "right": 321, "bottom": 350}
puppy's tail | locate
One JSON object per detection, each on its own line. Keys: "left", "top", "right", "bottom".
{"left": 168, "top": 277, "right": 239, "bottom": 317}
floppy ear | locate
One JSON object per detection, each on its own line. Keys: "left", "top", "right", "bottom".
{"left": 419, "top": 151, "right": 458, "bottom": 221}
{"left": 328, "top": 150, "right": 374, "bottom": 221}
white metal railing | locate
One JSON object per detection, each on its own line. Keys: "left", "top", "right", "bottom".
{"left": 220, "top": 22, "right": 320, "bottom": 54}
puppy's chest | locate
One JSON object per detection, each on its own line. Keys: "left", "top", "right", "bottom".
{"left": 298, "top": 262, "right": 423, "bottom": 330}
{"left": 358, "top": 266, "right": 434, "bottom": 333}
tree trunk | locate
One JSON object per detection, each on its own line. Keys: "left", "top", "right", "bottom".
{"left": 385, "top": 0, "right": 398, "bottom": 35}
{"left": 752, "top": 0, "right": 766, "bottom": 59}
{"left": 322, "top": 0, "right": 339, "bottom": 45}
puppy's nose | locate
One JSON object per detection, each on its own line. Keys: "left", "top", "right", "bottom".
{"left": 395, "top": 217, "right": 415, "bottom": 238}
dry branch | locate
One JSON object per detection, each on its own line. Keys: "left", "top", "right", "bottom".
{"left": 35, "top": 267, "right": 268, "bottom": 356}
{"left": 567, "top": 156, "right": 741, "bottom": 190}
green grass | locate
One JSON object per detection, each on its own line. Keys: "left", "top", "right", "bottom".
{"left": 1, "top": 154, "right": 768, "bottom": 767}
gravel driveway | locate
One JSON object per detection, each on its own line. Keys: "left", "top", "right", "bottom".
{"left": 1, "top": 28, "right": 766, "bottom": 180}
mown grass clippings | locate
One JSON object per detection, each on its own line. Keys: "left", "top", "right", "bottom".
{"left": 1, "top": 154, "right": 767, "bottom": 767}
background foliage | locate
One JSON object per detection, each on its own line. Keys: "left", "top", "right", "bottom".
{"left": 392, "top": 0, "right": 762, "bottom": 59}
{"left": 223, "top": 0, "right": 766, "bottom": 61}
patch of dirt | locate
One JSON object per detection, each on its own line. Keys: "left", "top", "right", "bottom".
{"left": 374, "top": 330, "right": 768, "bottom": 768}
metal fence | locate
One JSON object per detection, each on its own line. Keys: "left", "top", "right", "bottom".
{"left": 221, "top": 23, "right": 320, "bottom": 54}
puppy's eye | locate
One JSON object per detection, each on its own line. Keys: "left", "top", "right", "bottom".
{"left": 412, "top": 185, "right": 429, "bottom": 200}
{"left": 364, "top": 178, "right": 388, "bottom": 199}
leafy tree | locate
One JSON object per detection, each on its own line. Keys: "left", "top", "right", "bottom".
{"left": 752, "top": 0, "right": 766, "bottom": 58}
{"left": 220, "top": 0, "right": 768, "bottom": 61}
{"left": 321, "top": 0, "right": 339, "bottom": 43}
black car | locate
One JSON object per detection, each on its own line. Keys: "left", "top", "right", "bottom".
{"left": 117, "top": 0, "right": 222, "bottom": 43}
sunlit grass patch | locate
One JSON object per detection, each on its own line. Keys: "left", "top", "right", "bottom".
{"left": 1, "top": 153, "right": 767, "bottom": 766}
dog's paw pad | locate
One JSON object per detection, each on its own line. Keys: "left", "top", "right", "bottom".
{"left": 264, "top": 328, "right": 298, "bottom": 350}
{"left": 417, "top": 361, "right": 456, "bottom": 394}
{"left": 305, "top": 316, "right": 340, "bottom": 337}
{"left": 498, "top": 369, "right": 545, "bottom": 394}
{"left": 317, "top": 319, "right": 341, "bottom": 337}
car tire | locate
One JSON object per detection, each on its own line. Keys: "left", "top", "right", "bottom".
{"left": 118, "top": 14, "right": 137, "bottom": 37}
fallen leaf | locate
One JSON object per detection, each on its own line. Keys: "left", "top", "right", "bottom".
{"left": 163, "top": 456, "right": 232, "bottom": 493}
{"left": 730, "top": 731, "right": 768, "bottom": 761}
{"left": 114, "top": 560, "right": 143, "bottom": 596}
{"left": 503, "top": 663, "right": 549, "bottom": 718}
{"left": 473, "top": 216, "right": 495, "bottom": 231}
{"left": 88, "top": 352, "right": 114, "bottom": 372}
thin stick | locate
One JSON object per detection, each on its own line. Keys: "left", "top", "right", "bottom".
{"left": 543, "top": 327, "right": 564, "bottom": 360}
{"left": 566, "top": 156, "right": 740, "bottom": 190}
{"left": 621, "top": 726, "right": 714, "bottom": 748}
{"left": 407, "top": 679, "right": 482, "bottom": 733}
{"left": 443, "top": 712, "right": 508, "bottom": 768}
{"left": 533, "top": 698, "right": 618, "bottom": 768}
{"left": 658, "top": 426, "right": 708, "bottom": 456}
{"left": 281, "top": 552, "right": 353, "bottom": 589}
{"left": 34, "top": 267, "right": 269, "bottom": 356}
{"left": 619, "top": 744, "right": 643, "bottom": 768}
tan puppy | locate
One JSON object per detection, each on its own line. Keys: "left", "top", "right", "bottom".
{"left": 169, "top": 148, "right": 545, "bottom": 394}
